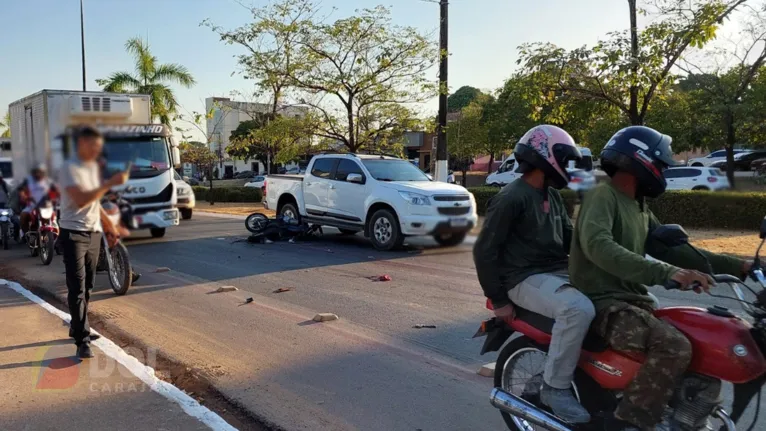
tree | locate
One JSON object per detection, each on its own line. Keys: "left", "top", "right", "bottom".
{"left": 518, "top": 0, "right": 748, "bottom": 126}
{"left": 204, "top": 0, "right": 315, "bottom": 117}
{"left": 226, "top": 115, "right": 272, "bottom": 164}
{"left": 179, "top": 141, "right": 217, "bottom": 176}
{"left": 448, "top": 86, "right": 484, "bottom": 112}
{"left": 447, "top": 102, "right": 486, "bottom": 186}
{"left": 0, "top": 111, "right": 10, "bottom": 137}
{"left": 676, "top": 12, "right": 766, "bottom": 185}
{"left": 284, "top": 5, "right": 437, "bottom": 152}
{"left": 96, "top": 37, "right": 196, "bottom": 125}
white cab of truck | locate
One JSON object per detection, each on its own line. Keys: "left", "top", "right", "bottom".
{"left": 264, "top": 154, "right": 478, "bottom": 250}
{"left": 9, "top": 90, "right": 181, "bottom": 238}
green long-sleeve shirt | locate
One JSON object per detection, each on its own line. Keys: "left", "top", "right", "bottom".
{"left": 473, "top": 179, "right": 571, "bottom": 308}
{"left": 569, "top": 183, "right": 744, "bottom": 312}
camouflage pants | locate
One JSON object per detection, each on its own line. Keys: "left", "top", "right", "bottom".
{"left": 595, "top": 302, "right": 692, "bottom": 430}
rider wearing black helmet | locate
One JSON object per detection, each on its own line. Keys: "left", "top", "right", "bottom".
{"left": 569, "top": 126, "right": 751, "bottom": 431}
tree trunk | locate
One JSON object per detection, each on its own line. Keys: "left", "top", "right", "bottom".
{"left": 725, "top": 111, "right": 737, "bottom": 188}
{"left": 487, "top": 153, "right": 495, "bottom": 174}
{"left": 208, "top": 163, "right": 214, "bottom": 205}
{"left": 461, "top": 169, "right": 467, "bottom": 187}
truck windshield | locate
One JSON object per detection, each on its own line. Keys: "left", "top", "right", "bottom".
{"left": 104, "top": 137, "right": 171, "bottom": 179}
{"left": 361, "top": 159, "right": 430, "bottom": 182}
{"left": 0, "top": 161, "right": 12, "bottom": 179}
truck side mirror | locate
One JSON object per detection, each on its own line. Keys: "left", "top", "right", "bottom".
{"left": 172, "top": 147, "right": 181, "bottom": 167}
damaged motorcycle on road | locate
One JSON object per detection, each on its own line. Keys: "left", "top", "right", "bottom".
{"left": 244, "top": 212, "right": 322, "bottom": 243}
{"left": 475, "top": 219, "right": 766, "bottom": 431}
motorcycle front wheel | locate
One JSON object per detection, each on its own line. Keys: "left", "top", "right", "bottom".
{"left": 40, "top": 231, "right": 55, "bottom": 265}
{"left": 108, "top": 242, "right": 132, "bottom": 296}
{"left": 245, "top": 213, "right": 270, "bottom": 234}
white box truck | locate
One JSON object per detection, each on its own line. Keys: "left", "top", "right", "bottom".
{"left": 9, "top": 90, "right": 181, "bottom": 238}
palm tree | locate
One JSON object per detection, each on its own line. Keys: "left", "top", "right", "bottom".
{"left": 0, "top": 111, "right": 10, "bottom": 137}
{"left": 96, "top": 37, "right": 195, "bottom": 125}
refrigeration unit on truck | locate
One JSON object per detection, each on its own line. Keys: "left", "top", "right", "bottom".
{"left": 9, "top": 90, "right": 182, "bottom": 238}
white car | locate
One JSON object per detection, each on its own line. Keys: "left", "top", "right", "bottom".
{"left": 244, "top": 176, "right": 266, "bottom": 189}
{"left": 264, "top": 154, "right": 478, "bottom": 250}
{"left": 664, "top": 167, "right": 730, "bottom": 191}
{"left": 173, "top": 171, "right": 195, "bottom": 220}
{"left": 485, "top": 155, "right": 520, "bottom": 187}
{"left": 688, "top": 149, "right": 751, "bottom": 167}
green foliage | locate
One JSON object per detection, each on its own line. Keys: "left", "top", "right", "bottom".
{"left": 192, "top": 186, "right": 263, "bottom": 203}
{"left": 96, "top": 37, "right": 196, "bottom": 125}
{"left": 448, "top": 86, "right": 484, "bottom": 112}
{"left": 226, "top": 114, "right": 313, "bottom": 167}
{"left": 469, "top": 186, "right": 766, "bottom": 230}
{"left": 447, "top": 102, "right": 487, "bottom": 174}
{"left": 0, "top": 111, "right": 10, "bottom": 137}
{"left": 179, "top": 141, "right": 216, "bottom": 171}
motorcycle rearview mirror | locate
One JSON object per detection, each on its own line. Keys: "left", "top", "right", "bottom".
{"left": 650, "top": 224, "right": 690, "bottom": 248}
{"left": 760, "top": 216, "right": 766, "bottom": 240}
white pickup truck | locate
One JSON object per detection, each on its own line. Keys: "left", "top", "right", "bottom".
{"left": 264, "top": 154, "right": 478, "bottom": 250}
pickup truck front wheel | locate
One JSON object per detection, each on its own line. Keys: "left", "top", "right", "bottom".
{"left": 368, "top": 209, "right": 404, "bottom": 251}
{"left": 279, "top": 203, "right": 300, "bottom": 221}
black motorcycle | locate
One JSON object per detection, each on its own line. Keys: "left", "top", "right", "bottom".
{"left": 97, "top": 192, "right": 135, "bottom": 295}
{"left": 244, "top": 213, "right": 322, "bottom": 242}
{"left": 0, "top": 205, "right": 21, "bottom": 250}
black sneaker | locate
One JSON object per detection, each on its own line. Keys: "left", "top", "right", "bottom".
{"left": 77, "top": 344, "right": 94, "bottom": 359}
{"left": 69, "top": 327, "right": 100, "bottom": 341}
{"left": 131, "top": 271, "right": 141, "bottom": 283}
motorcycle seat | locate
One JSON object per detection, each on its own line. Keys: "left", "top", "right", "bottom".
{"left": 514, "top": 306, "right": 609, "bottom": 352}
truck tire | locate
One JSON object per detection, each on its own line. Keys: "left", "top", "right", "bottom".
{"left": 368, "top": 209, "right": 404, "bottom": 251}
{"left": 180, "top": 208, "right": 193, "bottom": 220}
{"left": 150, "top": 228, "right": 166, "bottom": 238}
{"left": 279, "top": 203, "right": 300, "bottom": 221}
{"left": 433, "top": 231, "right": 467, "bottom": 247}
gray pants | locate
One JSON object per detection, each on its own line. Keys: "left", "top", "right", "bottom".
{"left": 508, "top": 271, "right": 595, "bottom": 389}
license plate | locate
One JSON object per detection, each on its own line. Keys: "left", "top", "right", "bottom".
{"left": 163, "top": 210, "right": 178, "bottom": 220}
{"left": 450, "top": 218, "right": 468, "bottom": 227}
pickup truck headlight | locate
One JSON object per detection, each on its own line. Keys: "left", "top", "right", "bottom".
{"left": 177, "top": 187, "right": 188, "bottom": 196}
{"left": 399, "top": 191, "right": 430, "bottom": 206}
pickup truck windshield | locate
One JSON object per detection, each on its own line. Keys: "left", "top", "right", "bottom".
{"left": 361, "top": 159, "right": 430, "bottom": 182}
{"left": 104, "top": 137, "right": 171, "bottom": 179}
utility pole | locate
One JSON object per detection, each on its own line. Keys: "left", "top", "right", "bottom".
{"left": 80, "top": 0, "right": 87, "bottom": 91}
{"left": 435, "top": 0, "right": 449, "bottom": 183}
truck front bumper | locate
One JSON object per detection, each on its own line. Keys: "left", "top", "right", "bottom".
{"left": 133, "top": 208, "right": 180, "bottom": 230}
{"left": 399, "top": 214, "right": 477, "bottom": 236}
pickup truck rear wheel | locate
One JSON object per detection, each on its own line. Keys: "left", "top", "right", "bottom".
{"left": 368, "top": 209, "right": 404, "bottom": 251}
{"left": 279, "top": 203, "right": 300, "bottom": 221}
{"left": 150, "top": 228, "right": 166, "bottom": 238}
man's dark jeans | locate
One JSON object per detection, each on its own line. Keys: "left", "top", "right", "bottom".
{"left": 61, "top": 229, "right": 101, "bottom": 346}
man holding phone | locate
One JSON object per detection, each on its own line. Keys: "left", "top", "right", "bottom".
{"left": 59, "top": 125, "right": 129, "bottom": 359}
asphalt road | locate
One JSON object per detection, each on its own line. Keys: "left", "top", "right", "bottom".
{"left": 1, "top": 213, "right": 764, "bottom": 430}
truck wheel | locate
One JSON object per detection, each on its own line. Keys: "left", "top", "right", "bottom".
{"left": 279, "top": 203, "right": 300, "bottom": 221}
{"left": 180, "top": 208, "right": 193, "bottom": 220}
{"left": 368, "top": 209, "right": 404, "bottom": 251}
{"left": 150, "top": 228, "right": 166, "bottom": 238}
{"left": 433, "top": 231, "right": 467, "bottom": 247}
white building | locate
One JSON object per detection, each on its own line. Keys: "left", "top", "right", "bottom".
{"left": 205, "top": 97, "right": 309, "bottom": 178}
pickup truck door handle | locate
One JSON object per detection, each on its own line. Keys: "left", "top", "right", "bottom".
{"left": 305, "top": 181, "right": 312, "bottom": 186}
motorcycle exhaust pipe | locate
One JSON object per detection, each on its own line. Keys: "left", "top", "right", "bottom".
{"left": 490, "top": 388, "right": 572, "bottom": 431}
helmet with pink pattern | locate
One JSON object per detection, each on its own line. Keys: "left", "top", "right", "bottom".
{"left": 514, "top": 125, "right": 582, "bottom": 189}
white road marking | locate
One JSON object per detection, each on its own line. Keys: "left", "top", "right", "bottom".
{"left": 0, "top": 279, "right": 238, "bottom": 431}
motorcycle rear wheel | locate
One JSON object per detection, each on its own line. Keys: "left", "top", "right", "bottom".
{"left": 40, "top": 231, "right": 55, "bottom": 265}
{"left": 108, "top": 242, "right": 132, "bottom": 296}
{"left": 245, "top": 213, "right": 270, "bottom": 234}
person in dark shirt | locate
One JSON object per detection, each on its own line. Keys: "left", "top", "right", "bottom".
{"left": 473, "top": 125, "right": 595, "bottom": 423}
{"left": 570, "top": 126, "right": 750, "bottom": 431}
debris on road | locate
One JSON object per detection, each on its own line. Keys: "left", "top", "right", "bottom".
{"left": 215, "top": 286, "right": 238, "bottom": 293}
{"left": 273, "top": 287, "right": 292, "bottom": 293}
{"left": 478, "top": 362, "right": 496, "bottom": 377}
{"left": 244, "top": 297, "right": 254, "bottom": 304}
{"left": 367, "top": 274, "right": 392, "bottom": 282}
{"left": 412, "top": 324, "right": 437, "bottom": 329}
{"left": 154, "top": 267, "right": 170, "bottom": 273}
{"left": 313, "top": 313, "right": 339, "bottom": 322}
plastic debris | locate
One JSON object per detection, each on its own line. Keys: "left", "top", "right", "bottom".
{"left": 313, "top": 313, "right": 339, "bottom": 322}
{"left": 215, "top": 286, "right": 238, "bottom": 293}
{"left": 245, "top": 297, "right": 254, "bottom": 304}
{"left": 369, "top": 275, "right": 392, "bottom": 282}
{"left": 412, "top": 324, "right": 437, "bottom": 329}
{"left": 273, "top": 287, "right": 292, "bottom": 293}
{"left": 154, "top": 267, "right": 170, "bottom": 273}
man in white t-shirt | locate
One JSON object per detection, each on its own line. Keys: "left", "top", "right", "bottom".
{"left": 59, "top": 126, "right": 128, "bottom": 359}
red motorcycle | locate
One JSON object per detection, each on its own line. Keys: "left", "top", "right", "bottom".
{"left": 476, "top": 220, "right": 766, "bottom": 431}
{"left": 27, "top": 193, "right": 60, "bottom": 265}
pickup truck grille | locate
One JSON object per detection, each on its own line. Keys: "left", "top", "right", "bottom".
{"left": 125, "top": 183, "right": 173, "bottom": 205}
{"left": 433, "top": 195, "right": 470, "bottom": 202}
{"left": 438, "top": 207, "right": 471, "bottom": 216}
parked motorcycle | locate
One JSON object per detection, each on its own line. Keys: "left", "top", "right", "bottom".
{"left": 27, "top": 195, "right": 59, "bottom": 265}
{"left": 476, "top": 219, "right": 766, "bottom": 431}
{"left": 0, "top": 206, "right": 21, "bottom": 250}
{"left": 97, "top": 191, "right": 135, "bottom": 295}
{"left": 244, "top": 212, "right": 322, "bottom": 242}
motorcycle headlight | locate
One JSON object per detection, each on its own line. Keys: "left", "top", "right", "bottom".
{"left": 0, "top": 211, "right": 8, "bottom": 216}
{"left": 399, "top": 191, "right": 431, "bottom": 206}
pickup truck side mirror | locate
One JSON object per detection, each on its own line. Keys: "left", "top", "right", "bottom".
{"left": 347, "top": 173, "right": 365, "bottom": 184}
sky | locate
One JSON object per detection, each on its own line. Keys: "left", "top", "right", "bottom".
{"left": 0, "top": 0, "right": 653, "bottom": 141}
